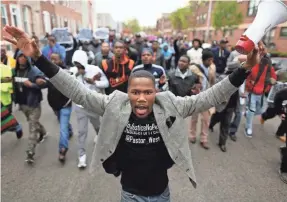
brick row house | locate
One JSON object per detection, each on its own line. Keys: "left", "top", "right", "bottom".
{"left": 156, "top": 0, "right": 287, "bottom": 53}
{"left": 1, "top": 0, "right": 94, "bottom": 54}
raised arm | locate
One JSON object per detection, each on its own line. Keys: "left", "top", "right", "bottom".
{"left": 3, "top": 25, "right": 111, "bottom": 116}
{"left": 173, "top": 67, "right": 249, "bottom": 118}
{"left": 172, "top": 44, "right": 266, "bottom": 118}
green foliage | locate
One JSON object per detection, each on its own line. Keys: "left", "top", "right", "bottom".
{"left": 212, "top": 1, "right": 243, "bottom": 32}
{"left": 169, "top": 6, "right": 191, "bottom": 30}
{"left": 124, "top": 18, "right": 141, "bottom": 33}
{"left": 269, "top": 51, "right": 287, "bottom": 57}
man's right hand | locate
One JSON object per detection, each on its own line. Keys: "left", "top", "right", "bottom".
{"left": 3, "top": 25, "right": 41, "bottom": 60}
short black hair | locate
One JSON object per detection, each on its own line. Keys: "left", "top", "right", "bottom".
{"left": 202, "top": 49, "right": 214, "bottom": 61}
{"left": 180, "top": 55, "right": 191, "bottom": 63}
{"left": 128, "top": 70, "right": 155, "bottom": 86}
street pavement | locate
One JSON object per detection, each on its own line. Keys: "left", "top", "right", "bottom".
{"left": 1, "top": 90, "right": 286, "bottom": 202}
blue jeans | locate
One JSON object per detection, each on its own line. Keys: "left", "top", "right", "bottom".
{"left": 121, "top": 187, "right": 170, "bottom": 202}
{"left": 246, "top": 93, "right": 265, "bottom": 132}
{"left": 55, "top": 107, "right": 72, "bottom": 151}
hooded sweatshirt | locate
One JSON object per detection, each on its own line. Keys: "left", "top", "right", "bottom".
{"left": 70, "top": 50, "right": 109, "bottom": 108}
{"left": 13, "top": 52, "right": 46, "bottom": 107}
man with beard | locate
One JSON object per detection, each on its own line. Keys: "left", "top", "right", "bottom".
{"left": 4, "top": 24, "right": 262, "bottom": 202}
{"left": 101, "top": 40, "right": 135, "bottom": 95}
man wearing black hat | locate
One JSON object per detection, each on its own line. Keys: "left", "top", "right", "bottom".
{"left": 124, "top": 38, "right": 139, "bottom": 65}
{"left": 211, "top": 39, "right": 230, "bottom": 75}
{"left": 132, "top": 33, "right": 145, "bottom": 58}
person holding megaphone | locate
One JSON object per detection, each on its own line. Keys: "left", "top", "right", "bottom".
{"left": 3, "top": 24, "right": 266, "bottom": 200}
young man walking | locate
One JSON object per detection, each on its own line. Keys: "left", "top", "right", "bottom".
{"left": 70, "top": 50, "right": 109, "bottom": 168}
{"left": 168, "top": 55, "right": 200, "bottom": 97}
{"left": 13, "top": 51, "right": 47, "bottom": 163}
{"left": 4, "top": 25, "right": 262, "bottom": 201}
{"left": 189, "top": 50, "right": 216, "bottom": 149}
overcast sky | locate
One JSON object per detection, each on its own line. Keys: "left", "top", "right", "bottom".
{"left": 94, "top": 0, "right": 190, "bottom": 27}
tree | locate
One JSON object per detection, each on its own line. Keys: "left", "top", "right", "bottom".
{"left": 123, "top": 18, "right": 141, "bottom": 33}
{"left": 169, "top": 6, "right": 191, "bottom": 30}
{"left": 212, "top": 1, "right": 243, "bottom": 36}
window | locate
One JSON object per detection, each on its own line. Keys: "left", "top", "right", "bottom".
{"left": 280, "top": 27, "right": 287, "bottom": 37}
{"left": 1, "top": 4, "right": 8, "bottom": 27}
{"left": 262, "top": 28, "right": 276, "bottom": 45}
{"left": 193, "top": 30, "right": 196, "bottom": 37}
{"left": 51, "top": 14, "right": 56, "bottom": 28}
{"left": 64, "top": 18, "right": 68, "bottom": 27}
{"left": 247, "top": 0, "right": 260, "bottom": 16}
{"left": 10, "top": 4, "right": 22, "bottom": 28}
{"left": 43, "top": 11, "right": 51, "bottom": 34}
{"left": 22, "top": 6, "right": 31, "bottom": 34}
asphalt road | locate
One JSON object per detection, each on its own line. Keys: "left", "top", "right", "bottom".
{"left": 1, "top": 91, "right": 286, "bottom": 202}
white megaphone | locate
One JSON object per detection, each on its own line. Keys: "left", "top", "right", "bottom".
{"left": 235, "top": 0, "right": 287, "bottom": 55}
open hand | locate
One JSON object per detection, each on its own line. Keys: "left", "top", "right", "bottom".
{"left": 3, "top": 25, "right": 41, "bottom": 60}
{"left": 159, "top": 75, "right": 166, "bottom": 84}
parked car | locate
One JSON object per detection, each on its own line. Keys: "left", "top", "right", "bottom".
{"left": 271, "top": 57, "right": 287, "bottom": 71}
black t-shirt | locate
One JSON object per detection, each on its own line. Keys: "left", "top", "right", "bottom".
{"left": 115, "top": 112, "right": 174, "bottom": 196}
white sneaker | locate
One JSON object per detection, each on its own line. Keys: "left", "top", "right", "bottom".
{"left": 78, "top": 154, "right": 87, "bottom": 168}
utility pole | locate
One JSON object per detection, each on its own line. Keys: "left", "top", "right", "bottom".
{"left": 205, "top": 0, "right": 213, "bottom": 42}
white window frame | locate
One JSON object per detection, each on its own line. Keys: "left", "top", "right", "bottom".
{"left": 10, "top": 4, "right": 22, "bottom": 28}
{"left": 43, "top": 11, "right": 51, "bottom": 34}
{"left": 1, "top": 4, "right": 8, "bottom": 26}
{"left": 22, "top": 6, "right": 31, "bottom": 34}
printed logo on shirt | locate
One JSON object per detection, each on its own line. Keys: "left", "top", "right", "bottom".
{"left": 123, "top": 122, "right": 162, "bottom": 145}
{"left": 153, "top": 72, "right": 158, "bottom": 77}
{"left": 14, "top": 77, "right": 28, "bottom": 82}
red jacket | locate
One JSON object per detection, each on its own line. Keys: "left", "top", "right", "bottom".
{"left": 245, "top": 63, "right": 277, "bottom": 95}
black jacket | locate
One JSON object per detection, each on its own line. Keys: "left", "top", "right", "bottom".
{"left": 168, "top": 69, "right": 199, "bottom": 97}
{"left": 47, "top": 64, "right": 72, "bottom": 111}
